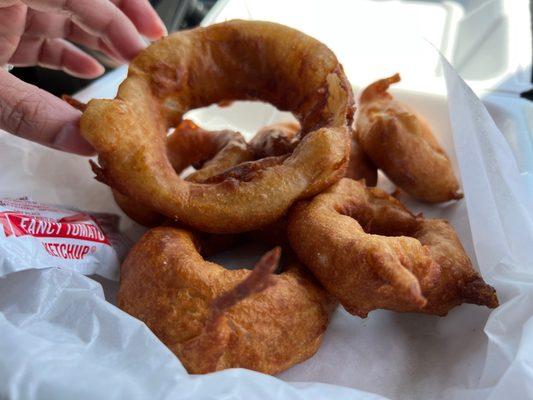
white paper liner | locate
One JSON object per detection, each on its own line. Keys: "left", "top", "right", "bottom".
{"left": 0, "top": 46, "right": 531, "bottom": 400}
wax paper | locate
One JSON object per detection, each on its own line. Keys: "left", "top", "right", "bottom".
{"left": 0, "top": 23, "right": 532, "bottom": 400}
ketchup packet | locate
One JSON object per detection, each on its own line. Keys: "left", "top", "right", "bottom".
{"left": 0, "top": 198, "right": 130, "bottom": 280}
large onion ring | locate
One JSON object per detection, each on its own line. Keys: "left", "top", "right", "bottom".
{"left": 288, "top": 178, "right": 498, "bottom": 317}
{"left": 81, "top": 20, "right": 353, "bottom": 233}
{"left": 117, "top": 226, "right": 336, "bottom": 374}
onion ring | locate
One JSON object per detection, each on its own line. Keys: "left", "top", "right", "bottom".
{"left": 117, "top": 226, "right": 336, "bottom": 374}
{"left": 226, "top": 122, "right": 377, "bottom": 187}
{"left": 288, "top": 178, "right": 498, "bottom": 317}
{"left": 346, "top": 136, "right": 377, "bottom": 186}
{"left": 166, "top": 119, "right": 250, "bottom": 176}
{"left": 249, "top": 122, "right": 300, "bottom": 158}
{"left": 114, "top": 122, "right": 301, "bottom": 226}
{"left": 80, "top": 20, "right": 353, "bottom": 233}
{"left": 112, "top": 122, "right": 298, "bottom": 228}
{"left": 249, "top": 122, "right": 377, "bottom": 185}
{"left": 112, "top": 119, "right": 251, "bottom": 226}
{"left": 62, "top": 94, "right": 253, "bottom": 226}
{"left": 354, "top": 74, "right": 462, "bottom": 202}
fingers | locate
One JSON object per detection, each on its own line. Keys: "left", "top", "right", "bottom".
{"left": 0, "top": 69, "right": 94, "bottom": 155}
{"left": 25, "top": 10, "right": 126, "bottom": 63}
{"left": 9, "top": 36, "right": 104, "bottom": 78}
{"left": 0, "top": 1, "right": 20, "bottom": 6}
{"left": 110, "top": 0, "right": 166, "bottom": 40}
{"left": 68, "top": 24, "right": 126, "bottom": 63}
{"left": 0, "top": 2, "right": 27, "bottom": 63}
{"left": 23, "top": 7, "right": 68, "bottom": 38}
{"left": 22, "top": 0, "right": 165, "bottom": 60}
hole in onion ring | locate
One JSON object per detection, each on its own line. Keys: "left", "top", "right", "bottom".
{"left": 183, "top": 100, "right": 298, "bottom": 141}
{"left": 207, "top": 242, "right": 288, "bottom": 274}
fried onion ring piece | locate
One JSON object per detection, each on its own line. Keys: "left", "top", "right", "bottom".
{"left": 118, "top": 226, "right": 336, "bottom": 374}
{"left": 288, "top": 178, "right": 498, "bottom": 317}
{"left": 62, "top": 95, "right": 87, "bottom": 112}
{"left": 112, "top": 119, "right": 251, "bottom": 226}
{"left": 111, "top": 122, "right": 301, "bottom": 226}
{"left": 113, "top": 122, "right": 297, "bottom": 226}
{"left": 62, "top": 97, "right": 250, "bottom": 221}
{"left": 346, "top": 136, "right": 378, "bottom": 186}
{"left": 112, "top": 190, "right": 164, "bottom": 227}
{"left": 249, "top": 122, "right": 377, "bottom": 186}
{"left": 81, "top": 20, "right": 352, "bottom": 233}
{"left": 354, "top": 74, "right": 462, "bottom": 202}
{"left": 166, "top": 119, "right": 250, "bottom": 175}
{"left": 249, "top": 122, "right": 300, "bottom": 158}
{"left": 413, "top": 219, "right": 499, "bottom": 315}
{"left": 208, "top": 121, "right": 375, "bottom": 194}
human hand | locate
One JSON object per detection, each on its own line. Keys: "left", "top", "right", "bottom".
{"left": 0, "top": 0, "right": 166, "bottom": 155}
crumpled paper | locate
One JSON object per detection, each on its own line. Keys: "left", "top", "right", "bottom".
{"left": 0, "top": 42, "right": 532, "bottom": 400}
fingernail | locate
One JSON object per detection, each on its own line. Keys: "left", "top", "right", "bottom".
{"left": 160, "top": 22, "right": 168, "bottom": 37}
{"left": 93, "top": 63, "right": 106, "bottom": 77}
{"left": 153, "top": 12, "right": 168, "bottom": 37}
{"left": 145, "top": 16, "right": 168, "bottom": 40}
{"left": 54, "top": 122, "right": 95, "bottom": 156}
{"left": 67, "top": 63, "right": 105, "bottom": 80}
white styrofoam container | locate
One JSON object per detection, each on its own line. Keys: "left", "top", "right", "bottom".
{"left": 450, "top": 0, "right": 532, "bottom": 95}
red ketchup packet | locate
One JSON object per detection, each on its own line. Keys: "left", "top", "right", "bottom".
{"left": 0, "top": 198, "right": 130, "bottom": 280}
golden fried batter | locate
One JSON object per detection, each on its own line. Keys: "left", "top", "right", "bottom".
{"left": 249, "top": 122, "right": 300, "bottom": 158}
{"left": 81, "top": 20, "right": 353, "bottom": 233}
{"left": 113, "top": 119, "right": 250, "bottom": 226}
{"left": 354, "top": 74, "right": 462, "bottom": 202}
{"left": 288, "top": 178, "right": 498, "bottom": 317}
{"left": 113, "top": 122, "right": 310, "bottom": 226}
{"left": 250, "top": 122, "right": 377, "bottom": 185}
{"left": 118, "top": 226, "right": 336, "bottom": 374}
{"left": 346, "top": 136, "right": 378, "bottom": 186}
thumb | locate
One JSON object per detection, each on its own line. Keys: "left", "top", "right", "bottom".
{"left": 0, "top": 69, "right": 94, "bottom": 155}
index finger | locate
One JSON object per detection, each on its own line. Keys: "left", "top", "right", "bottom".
{"left": 22, "top": 0, "right": 150, "bottom": 60}
{"left": 0, "top": 69, "right": 94, "bottom": 155}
